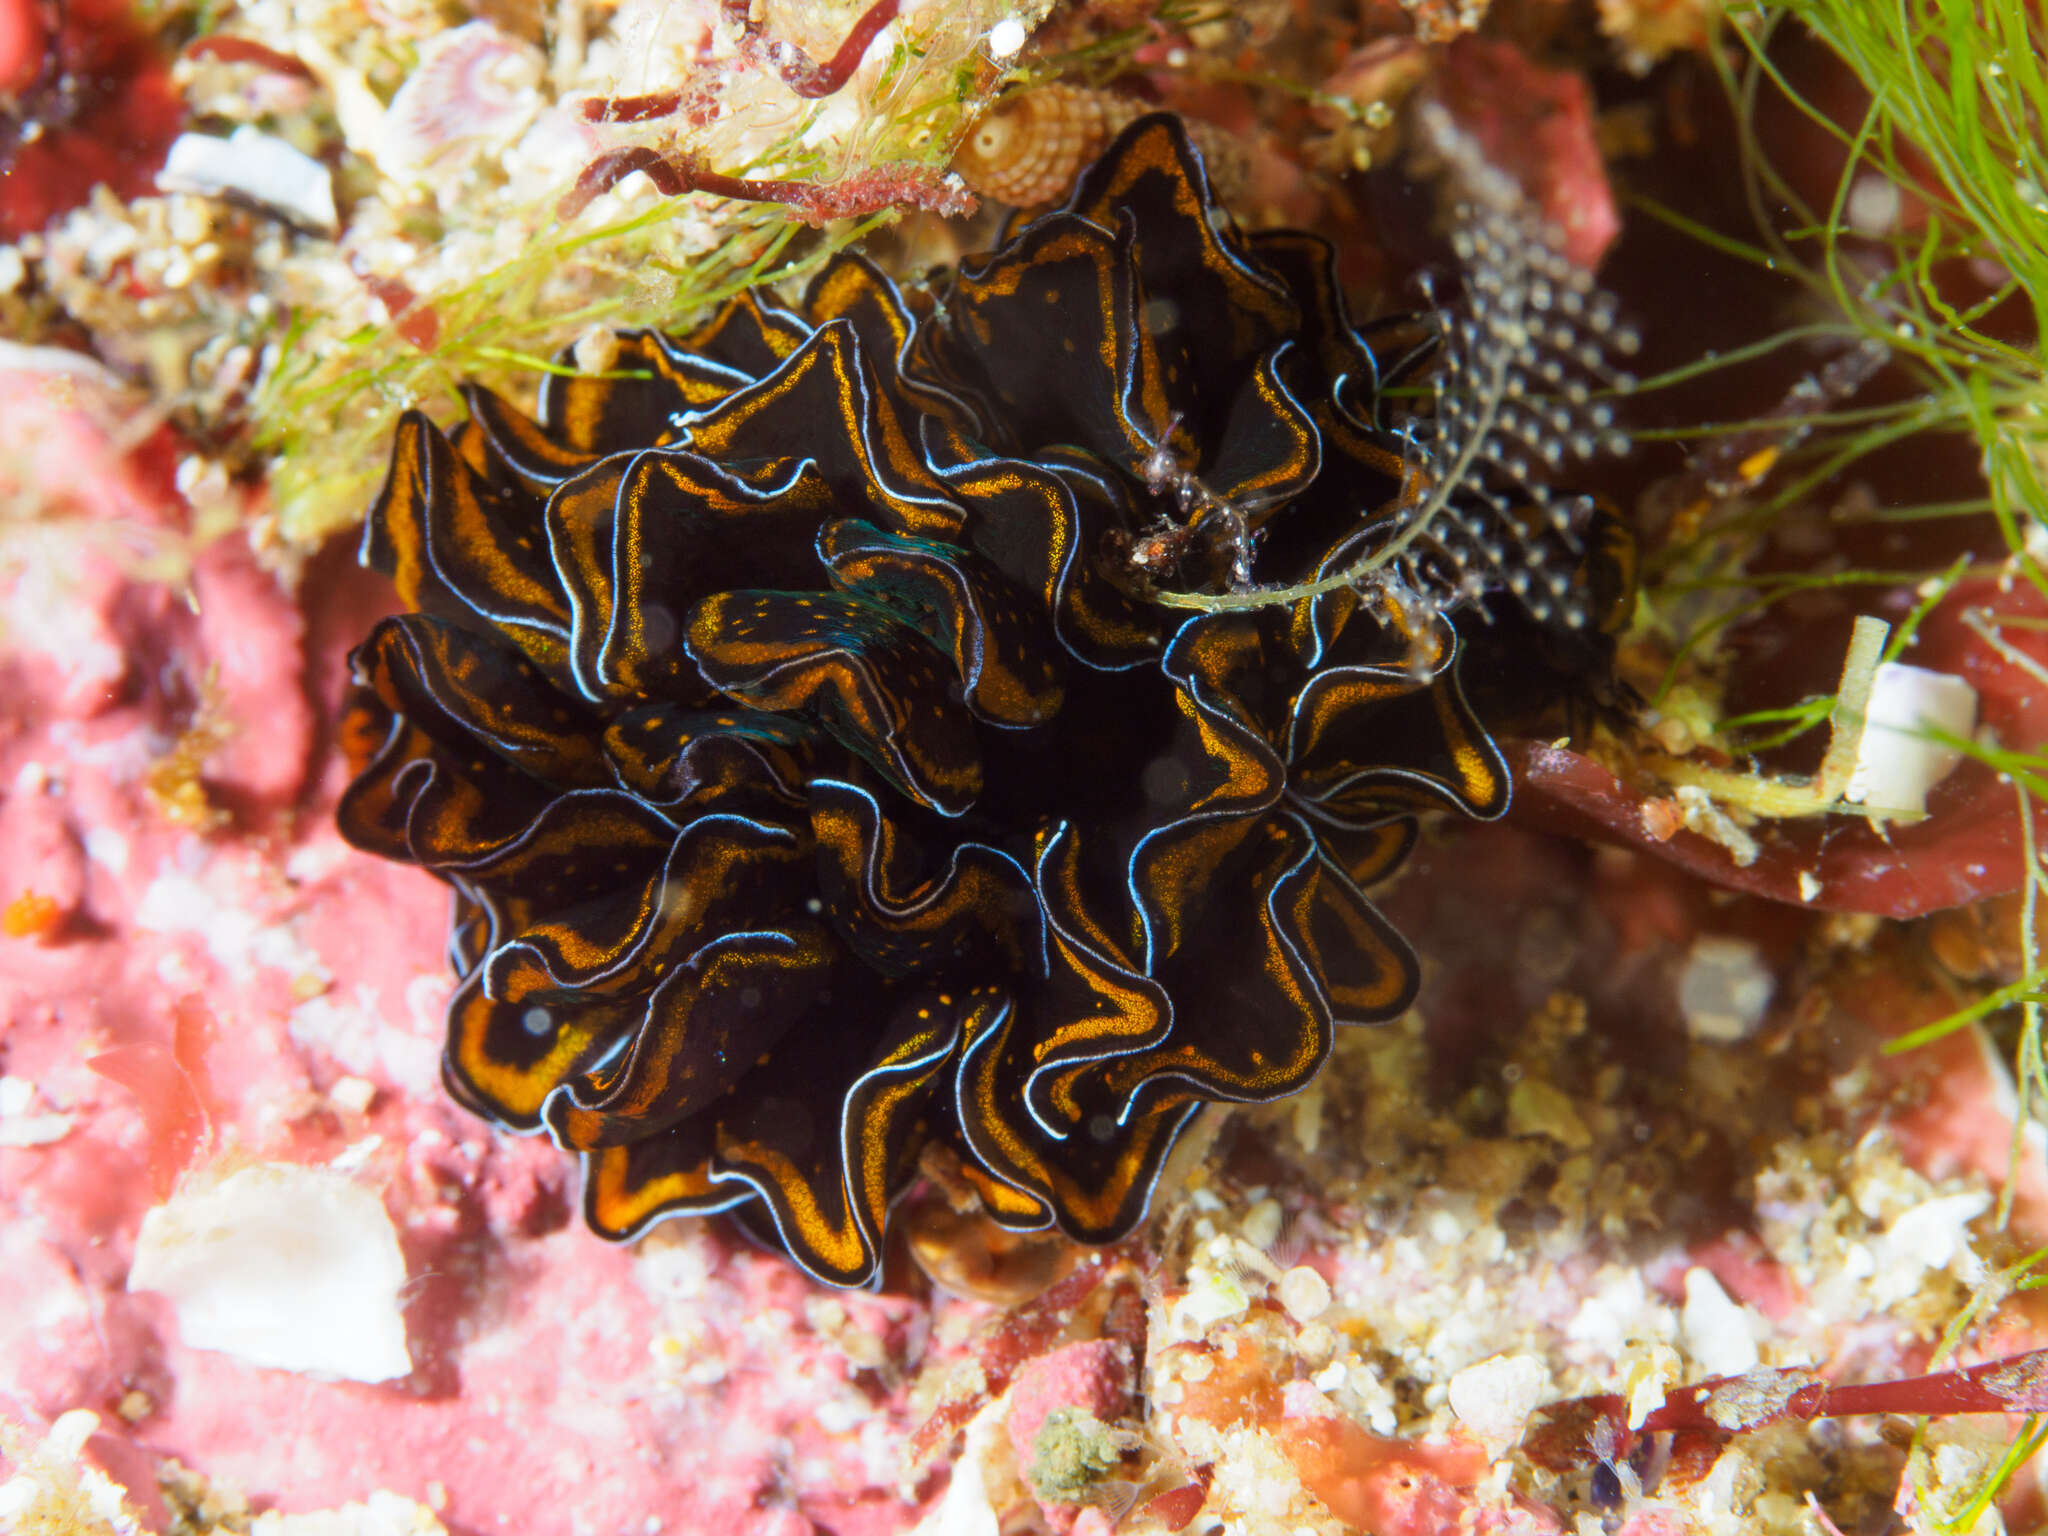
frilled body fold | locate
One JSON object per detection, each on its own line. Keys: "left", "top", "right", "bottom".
{"left": 339, "top": 116, "right": 1529, "bottom": 1286}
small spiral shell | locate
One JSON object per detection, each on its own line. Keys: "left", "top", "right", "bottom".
{"left": 954, "top": 86, "right": 1249, "bottom": 208}
{"left": 952, "top": 84, "right": 1138, "bottom": 205}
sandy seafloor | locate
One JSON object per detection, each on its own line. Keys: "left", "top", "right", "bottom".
{"left": 9, "top": 2, "right": 2048, "bottom": 1534}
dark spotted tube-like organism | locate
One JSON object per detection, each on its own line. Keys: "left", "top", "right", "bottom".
{"left": 337, "top": 115, "right": 1625, "bottom": 1286}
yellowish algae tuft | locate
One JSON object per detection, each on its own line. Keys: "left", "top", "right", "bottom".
{"left": 5, "top": 0, "right": 1056, "bottom": 553}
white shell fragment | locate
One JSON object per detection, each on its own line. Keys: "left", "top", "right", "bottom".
{"left": 1275, "top": 1264, "right": 1332, "bottom": 1323}
{"left": 1845, "top": 661, "right": 1978, "bottom": 817}
{"left": 127, "top": 1163, "right": 413, "bottom": 1383}
{"left": 157, "top": 127, "right": 339, "bottom": 235}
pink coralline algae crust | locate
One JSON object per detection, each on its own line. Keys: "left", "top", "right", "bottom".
{"left": 1836, "top": 946, "right": 2048, "bottom": 1241}
{"left": 1430, "top": 36, "right": 1621, "bottom": 270}
{"left": 0, "top": 366, "right": 951, "bottom": 1535}
{"left": 1002, "top": 1339, "right": 1135, "bottom": 1531}
{"left": 1004, "top": 1340, "right": 1134, "bottom": 1470}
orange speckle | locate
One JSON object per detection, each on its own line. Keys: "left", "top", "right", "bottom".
{"left": 2, "top": 890, "right": 63, "bottom": 940}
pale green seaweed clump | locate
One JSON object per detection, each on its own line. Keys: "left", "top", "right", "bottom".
{"left": 1620, "top": 11, "right": 2048, "bottom": 1513}
{"left": 233, "top": 0, "right": 1052, "bottom": 546}
{"left": 1767, "top": 0, "right": 2048, "bottom": 546}
{"left": 1607, "top": 0, "right": 2048, "bottom": 842}
{"left": 1635, "top": 0, "right": 2048, "bottom": 685}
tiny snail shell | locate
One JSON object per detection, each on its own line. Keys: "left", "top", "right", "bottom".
{"left": 953, "top": 83, "right": 1136, "bottom": 206}
{"left": 954, "top": 85, "right": 1249, "bottom": 207}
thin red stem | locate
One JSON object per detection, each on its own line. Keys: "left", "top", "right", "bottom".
{"left": 555, "top": 145, "right": 973, "bottom": 225}
{"left": 720, "top": 0, "right": 901, "bottom": 98}
{"left": 581, "top": 90, "right": 684, "bottom": 124}
{"left": 1529, "top": 1347, "right": 2048, "bottom": 1471}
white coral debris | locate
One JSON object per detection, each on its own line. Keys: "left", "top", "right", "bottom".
{"left": 1167, "top": 1236, "right": 1276, "bottom": 1339}
{"left": 1621, "top": 1339, "right": 1683, "bottom": 1431}
{"left": 1680, "top": 1267, "right": 1761, "bottom": 1376}
{"left": 1666, "top": 785, "right": 1762, "bottom": 867}
{"left": 1867, "top": 1191, "right": 1991, "bottom": 1308}
{"left": 249, "top": 1491, "right": 448, "bottom": 1536}
{"left": 910, "top": 1396, "right": 1009, "bottom": 1536}
{"left": 1447, "top": 1353, "right": 1551, "bottom": 1459}
{"left": 127, "top": 1162, "right": 413, "bottom": 1383}
{"left": 0, "top": 1410, "right": 146, "bottom": 1536}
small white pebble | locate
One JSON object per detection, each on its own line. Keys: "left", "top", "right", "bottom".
{"left": 1678, "top": 935, "right": 1775, "bottom": 1043}
{"left": 330, "top": 1135, "right": 383, "bottom": 1174}
{"left": 0, "top": 1113, "right": 75, "bottom": 1147}
{"left": 2026, "top": 519, "right": 2048, "bottom": 567}
{"left": 985, "top": 17, "right": 1027, "bottom": 59}
{"left": 0, "top": 1074, "right": 73, "bottom": 1146}
{"left": 1275, "top": 1265, "right": 1331, "bottom": 1324}
{"left": 1295, "top": 1322, "right": 1336, "bottom": 1362}
{"left": 329, "top": 1076, "right": 378, "bottom": 1116}
{"left": 1425, "top": 1207, "right": 1466, "bottom": 1246}
{"left": 1846, "top": 174, "right": 1902, "bottom": 234}
{"left": 83, "top": 826, "right": 129, "bottom": 872}
{"left": 166, "top": 195, "right": 212, "bottom": 246}
{"left": 814, "top": 1397, "right": 870, "bottom": 1434}
{"left": 1867, "top": 1191, "right": 1991, "bottom": 1306}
